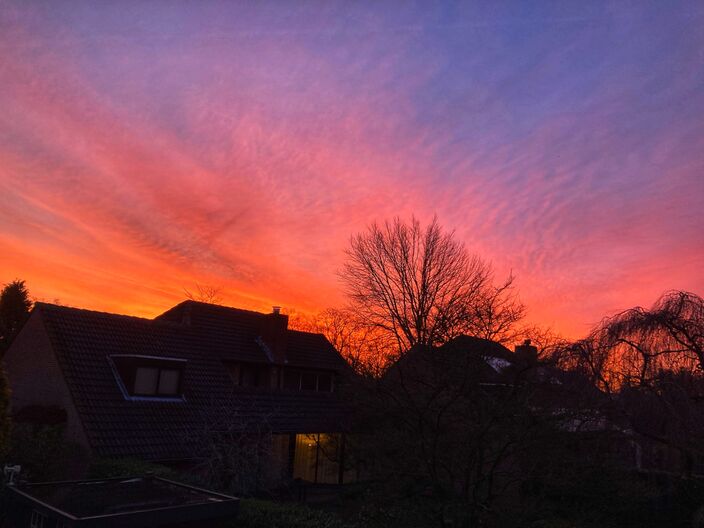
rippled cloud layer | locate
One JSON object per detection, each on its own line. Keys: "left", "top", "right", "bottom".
{"left": 1, "top": 2, "right": 702, "bottom": 337}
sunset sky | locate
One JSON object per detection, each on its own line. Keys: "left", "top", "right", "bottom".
{"left": 1, "top": 1, "right": 702, "bottom": 338}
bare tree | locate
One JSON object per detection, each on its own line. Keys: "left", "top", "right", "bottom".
{"left": 456, "top": 273, "right": 526, "bottom": 344}
{"left": 340, "top": 216, "right": 524, "bottom": 354}
{"left": 289, "top": 307, "right": 395, "bottom": 376}
{"left": 184, "top": 283, "right": 224, "bottom": 304}
{"left": 183, "top": 397, "right": 278, "bottom": 495}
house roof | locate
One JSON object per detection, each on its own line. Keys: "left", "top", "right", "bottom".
{"left": 384, "top": 335, "right": 605, "bottom": 411}
{"left": 386, "top": 336, "right": 518, "bottom": 387}
{"left": 155, "top": 301, "right": 348, "bottom": 371}
{"left": 34, "top": 302, "right": 350, "bottom": 461}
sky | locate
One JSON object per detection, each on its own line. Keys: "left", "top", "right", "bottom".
{"left": 0, "top": 1, "right": 702, "bottom": 338}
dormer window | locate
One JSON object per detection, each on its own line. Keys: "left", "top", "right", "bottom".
{"left": 134, "top": 366, "right": 181, "bottom": 396}
{"left": 224, "top": 362, "right": 270, "bottom": 388}
{"left": 283, "top": 368, "right": 334, "bottom": 392}
{"left": 110, "top": 355, "right": 186, "bottom": 400}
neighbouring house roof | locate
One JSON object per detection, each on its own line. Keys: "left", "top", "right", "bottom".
{"left": 384, "top": 335, "right": 606, "bottom": 413}
{"left": 33, "top": 302, "right": 350, "bottom": 462}
{"left": 386, "top": 336, "right": 518, "bottom": 387}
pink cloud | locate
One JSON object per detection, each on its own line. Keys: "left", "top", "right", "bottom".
{"left": 1, "top": 3, "right": 702, "bottom": 338}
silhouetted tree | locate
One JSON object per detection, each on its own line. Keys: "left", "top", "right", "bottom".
{"left": 340, "top": 216, "right": 525, "bottom": 356}
{"left": 557, "top": 291, "right": 704, "bottom": 477}
{"left": 0, "top": 279, "right": 32, "bottom": 354}
{"left": 558, "top": 291, "right": 704, "bottom": 391}
{"left": 184, "top": 283, "right": 224, "bottom": 304}
{"left": 289, "top": 307, "right": 395, "bottom": 376}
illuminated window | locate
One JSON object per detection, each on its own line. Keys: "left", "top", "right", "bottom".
{"left": 292, "top": 434, "right": 344, "bottom": 484}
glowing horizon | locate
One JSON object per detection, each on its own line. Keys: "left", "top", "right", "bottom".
{"left": 1, "top": 2, "right": 703, "bottom": 338}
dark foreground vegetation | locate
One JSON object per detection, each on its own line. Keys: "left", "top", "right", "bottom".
{"left": 1, "top": 219, "right": 704, "bottom": 527}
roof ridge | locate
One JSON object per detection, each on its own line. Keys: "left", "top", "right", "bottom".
{"left": 287, "top": 328, "right": 327, "bottom": 338}
{"left": 34, "top": 302, "right": 153, "bottom": 323}
{"left": 166, "top": 300, "right": 272, "bottom": 318}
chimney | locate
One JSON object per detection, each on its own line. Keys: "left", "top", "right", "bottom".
{"left": 259, "top": 307, "right": 289, "bottom": 364}
{"left": 514, "top": 339, "right": 538, "bottom": 363}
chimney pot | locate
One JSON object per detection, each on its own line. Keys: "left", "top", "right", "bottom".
{"left": 515, "top": 340, "right": 538, "bottom": 363}
{"left": 272, "top": 306, "right": 281, "bottom": 315}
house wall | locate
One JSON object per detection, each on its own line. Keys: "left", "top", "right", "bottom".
{"left": 268, "top": 434, "right": 292, "bottom": 483}
{"left": 2, "top": 310, "right": 91, "bottom": 463}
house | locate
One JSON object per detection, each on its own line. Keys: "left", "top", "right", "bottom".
{"left": 2, "top": 300, "right": 353, "bottom": 485}
{"left": 367, "top": 336, "right": 652, "bottom": 503}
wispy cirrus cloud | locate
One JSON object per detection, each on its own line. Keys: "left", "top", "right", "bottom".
{"left": 0, "top": 1, "right": 702, "bottom": 335}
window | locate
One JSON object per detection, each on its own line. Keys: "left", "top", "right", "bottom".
{"left": 282, "top": 369, "right": 334, "bottom": 392}
{"left": 292, "top": 434, "right": 349, "bottom": 484}
{"left": 132, "top": 367, "right": 181, "bottom": 396}
{"left": 224, "top": 362, "right": 269, "bottom": 388}
{"left": 30, "top": 510, "right": 45, "bottom": 528}
{"left": 240, "top": 364, "right": 260, "bottom": 387}
{"left": 158, "top": 369, "right": 181, "bottom": 394}
{"left": 317, "top": 373, "right": 332, "bottom": 392}
{"left": 283, "top": 369, "right": 301, "bottom": 390}
{"left": 134, "top": 367, "right": 159, "bottom": 394}
{"left": 300, "top": 371, "right": 317, "bottom": 391}
{"left": 111, "top": 356, "right": 186, "bottom": 399}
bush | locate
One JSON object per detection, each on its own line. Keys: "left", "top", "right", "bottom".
{"left": 6, "top": 423, "right": 85, "bottom": 481}
{"left": 234, "top": 499, "right": 346, "bottom": 528}
{"left": 89, "top": 457, "right": 181, "bottom": 480}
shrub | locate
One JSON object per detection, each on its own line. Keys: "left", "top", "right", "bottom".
{"left": 234, "top": 499, "right": 346, "bottom": 528}
{"left": 89, "top": 457, "right": 181, "bottom": 479}
{"left": 7, "top": 423, "right": 85, "bottom": 481}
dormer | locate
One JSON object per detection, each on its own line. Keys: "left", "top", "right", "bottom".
{"left": 109, "top": 355, "right": 187, "bottom": 401}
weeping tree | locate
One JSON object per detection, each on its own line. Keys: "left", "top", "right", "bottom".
{"left": 557, "top": 291, "right": 704, "bottom": 476}
{"left": 558, "top": 291, "right": 704, "bottom": 390}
